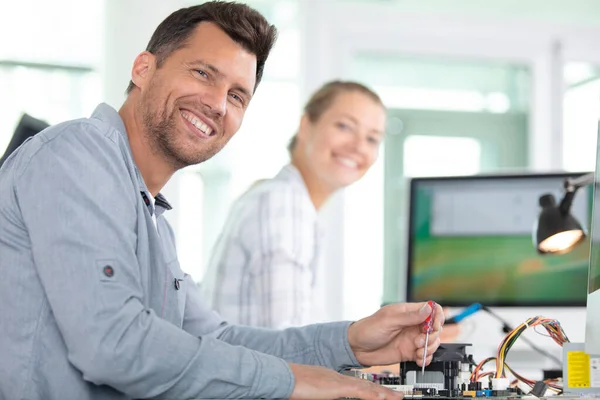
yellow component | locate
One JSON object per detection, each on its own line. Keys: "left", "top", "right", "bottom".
{"left": 462, "top": 390, "right": 477, "bottom": 397}
{"left": 567, "top": 351, "right": 591, "bottom": 388}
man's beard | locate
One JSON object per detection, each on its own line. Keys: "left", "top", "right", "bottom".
{"left": 142, "top": 105, "right": 220, "bottom": 169}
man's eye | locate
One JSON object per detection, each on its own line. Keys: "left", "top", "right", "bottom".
{"left": 195, "top": 69, "right": 208, "bottom": 78}
{"left": 368, "top": 137, "right": 380, "bottom": 145}
{"left": 230, "top": 93, "right": 244, "bottom": 105}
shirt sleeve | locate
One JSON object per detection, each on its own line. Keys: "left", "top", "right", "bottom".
{"left": 183, "top": 281, "right": 363, "bottom": 372}
{"left": 14, "top": 124, "right": 294, "bottom": 400}
{"left": 210, "top": 321, "right": 364, "bottom": 372}
{"left": 243, "top": 186, "right": 318, "bottom": 328}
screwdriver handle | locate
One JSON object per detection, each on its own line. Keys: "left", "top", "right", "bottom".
{"left": 423, "top": 300, "right": 436, "bottom": 334}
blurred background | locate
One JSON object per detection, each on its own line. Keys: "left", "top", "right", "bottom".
{"left": 2, "top": 0, "right": 600, "bottom": 374}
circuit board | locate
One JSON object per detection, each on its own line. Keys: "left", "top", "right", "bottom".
{"left": 343, "top": 341, "right": 594, "bottom": 400}
{"left": 343, "top": 315, "right": 600, "bottom": 399}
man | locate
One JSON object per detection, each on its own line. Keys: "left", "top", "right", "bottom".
{"left": 0, "top": 2, "right": 443, "bottom": 399}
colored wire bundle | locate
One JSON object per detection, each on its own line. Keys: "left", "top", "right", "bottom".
{"left": 468, "top": 316, "right": 569, "bottom": 394}
{"left": 495, "top": 316, "right": 570, "bottom": 379}
{"left": 470, "top": 357, "right": 496, "bottom": 382}
{"left": 505, "top": 363, "right": 563, "bottom": 393}
{"left": 471, "top": 356, "right": 563, "bottom": 393}
{"left": 481, "top": 306, "right": 563, "bottom": 366}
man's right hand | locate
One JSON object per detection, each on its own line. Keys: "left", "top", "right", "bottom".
{"left": 289, "top": 363, "right": 402, "bottom": 400}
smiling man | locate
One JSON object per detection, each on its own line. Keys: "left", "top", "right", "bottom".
{"left": 0, "top": 2, "right": 443, "bottom": 400}
{"left": 123, "top": 11, "right": 259, "bottom": 194}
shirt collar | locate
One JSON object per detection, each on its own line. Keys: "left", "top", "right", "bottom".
{"left": 277, "top": 164, "right": 316, "bottom": 211}
{"left": 278, "top": 164, "right": 305, "bottom": 186}
{"left": 90, "top": 103, "right": 173, "bottom": 214}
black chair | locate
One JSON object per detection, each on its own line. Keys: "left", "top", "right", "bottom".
{"left": 0, "top": 114, "right": 49, "bottom": 168}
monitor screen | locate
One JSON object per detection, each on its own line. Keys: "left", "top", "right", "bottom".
{"left": 407, "top": 173, "right": 592, "bottom": 307}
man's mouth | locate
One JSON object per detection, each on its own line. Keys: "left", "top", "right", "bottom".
{"left": 180, "top": 109, "right": 214, "bottom": 137}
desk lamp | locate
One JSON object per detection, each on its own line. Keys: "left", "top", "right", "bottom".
{"left": 534, "top": 170, "right": 600, "bottom": 358}
{"left": 534, "top": 172, "right": 594, "bottom": 254}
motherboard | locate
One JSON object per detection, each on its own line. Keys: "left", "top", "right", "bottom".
{"left": 344, "top": 342, "right": 596, "bottom": 399}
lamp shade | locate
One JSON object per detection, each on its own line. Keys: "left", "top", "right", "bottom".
{"left": 534, "top": 194, "right": 586, "bottom": 254}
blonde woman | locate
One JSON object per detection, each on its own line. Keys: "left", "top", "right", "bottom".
{"left": 201, "top": 81, "right": 386, "bottom": 328}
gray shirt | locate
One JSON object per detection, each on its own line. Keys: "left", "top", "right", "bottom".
{"left": 0, "top": 103, "right": 360, "bottom": 400}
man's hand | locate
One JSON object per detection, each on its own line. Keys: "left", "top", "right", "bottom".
{"left": 348, "top": 302, "right": 444, "bottom": 367}
{"left": 289, "top": 363, "right": 402, "bottom": 400}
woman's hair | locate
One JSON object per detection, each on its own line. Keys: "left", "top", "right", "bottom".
{"left": 126, "top": 1, "right": 277, "bottom": 94}
{"left": 287, "top": 80, "right": 384, "bottom": 155}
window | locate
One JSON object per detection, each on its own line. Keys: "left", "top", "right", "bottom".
{"left": 403, "top": 135, "right": 482, "bottom": 177}
{"left": 354, "top": 54, "right": 530, "bottom": 113}
{"left": 374, "top": 87, "right": 511, "bottom": 113}
{"left": 563, "top": 62, "right": 600, "bottom": 172}
{"left": 0, "top": 64, "right": 101, "bottom": 152}
{"left": 0, "top": 0, "right": 103, "bottom": 157}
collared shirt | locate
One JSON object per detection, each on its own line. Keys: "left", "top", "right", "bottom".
{"left": 201, "top": 164, "right": 324, "bottom": 328}
{"left": 0, "top": 104, "right": 359, "bottom": 400}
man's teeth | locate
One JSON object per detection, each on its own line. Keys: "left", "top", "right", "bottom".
{"left": 337, "top": 157, "right": 358, "bottom": 169}
{"left": 182, "top": 111, "right": 213, "bottom": 136}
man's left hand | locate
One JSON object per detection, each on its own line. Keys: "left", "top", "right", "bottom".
{"left": 347, "top": 302, "right": 444, "bottom": 367}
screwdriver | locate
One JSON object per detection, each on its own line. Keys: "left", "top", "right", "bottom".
{"left": 421, "top": 300, "right": 436, "bottom": 376}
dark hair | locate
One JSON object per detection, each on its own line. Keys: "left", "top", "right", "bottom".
{"left": 126, "top": 1, "right": 277, "bottom": 94}
{"left": 287, "top": 80, "right": 385, "bottom": 154}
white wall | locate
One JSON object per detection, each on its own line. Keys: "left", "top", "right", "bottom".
{"left": 102, "top": 0, "right": 186, "bottom": 109}
{"left": 0, "top": 0, "right": 103, "bottom": 65}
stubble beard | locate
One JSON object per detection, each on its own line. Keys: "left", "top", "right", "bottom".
{"left": 142, "top": 104, "right": 220, "bottom": 170}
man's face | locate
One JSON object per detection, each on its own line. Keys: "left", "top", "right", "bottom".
{"left": 299, "top": 91, "right": 386, "bottom": 190}
{"left": 136, "top": 22, "right": 257, "bottom": 168}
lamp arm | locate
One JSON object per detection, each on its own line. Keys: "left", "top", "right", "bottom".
{"left": 564, "top": 172, "right": 595, "bottom": 191}
{"left": 559, "top": 172, "right": 595, "bottom": 215}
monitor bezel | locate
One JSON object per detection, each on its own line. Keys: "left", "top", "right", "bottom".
{"left": 406, "top": 171, "right": 591, "bottom": 307}
{"left": 585, "top": 124, "right": 600, "bottom": 354}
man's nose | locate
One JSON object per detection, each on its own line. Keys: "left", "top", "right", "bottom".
{"left": 203, "top": 87, "right": 228, "bottom": 117}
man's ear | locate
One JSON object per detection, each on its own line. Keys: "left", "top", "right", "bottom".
{"left": 131, "top": 51, "right": 155, "bottom": 92}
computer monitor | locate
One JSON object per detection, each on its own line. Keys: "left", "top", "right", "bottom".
{"left": 407, "top": 173, "right": 592, "bottom": 307}
{"left": 0, "top": 113, "right": 49, "bottom": 169}
{"left": 585, "top": 128, "right": 600, "bottom": 355}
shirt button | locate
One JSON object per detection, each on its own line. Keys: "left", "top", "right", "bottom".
{"left": 103, "top": 265, "right": 114, "bottom": 278}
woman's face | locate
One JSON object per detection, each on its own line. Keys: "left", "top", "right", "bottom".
{"left": 298, "top": 90, "right": 386, "bottom": 190}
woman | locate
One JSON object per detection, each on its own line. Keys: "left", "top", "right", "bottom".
{"left": 201, "top": 80, "right": 386, "bottom": 328}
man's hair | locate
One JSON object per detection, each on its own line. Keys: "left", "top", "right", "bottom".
{"left": 287, "top": 80, "right": 385, "bottom": 155}
{"left": 126, "top": 1, "right": 277, "bottom": 94}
